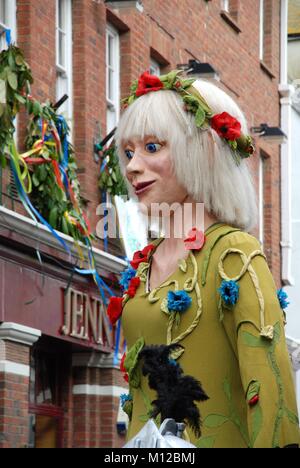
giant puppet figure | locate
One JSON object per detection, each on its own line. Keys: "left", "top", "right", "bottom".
{"left": 107, "top": 70, "right": 300, "bottom": 448}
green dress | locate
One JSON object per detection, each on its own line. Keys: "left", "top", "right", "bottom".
{"left": 121, "top": 223, "right": 300, "bottom": 448}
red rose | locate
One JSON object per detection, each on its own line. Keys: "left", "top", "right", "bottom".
{"left": 130, "top": 244, "right": 155, "bottom": 269}
{"left": 126, "top": 277, "right": 141, "bottom": 298}
{"left": 107, "top": 296, "right": 123, "bottom": 325}
{"left": 136, "top": 71, "right": 163, "bottom": 97}
{"left": 120, "top": 353, "right": 129, "bottom": 383}
{"left": 248, "top": 394, "right": 259, "bottom": 406}
{"left": 211, "top": 112, "right": 241, "bottom": 141}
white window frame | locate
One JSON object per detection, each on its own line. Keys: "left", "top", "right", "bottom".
{"left": 259, "top": 0, "right": 265, "bottom": 61}
{"left": 149, "top": 58, "right": 161, "bottom": 76}
{"left": 0, "top": 0, "right": 16, "bottom": 51}
{"left": 56, "top": 0, "right": 73, "bottom": 137}
{"left": 222, "top": 0, "right": 230, "bottom": 12}
{"left": 259, "top": 155, "right": 264, "bottom": 244}
{"left": 106, "top": 23, "right": 120, "bottom": 134}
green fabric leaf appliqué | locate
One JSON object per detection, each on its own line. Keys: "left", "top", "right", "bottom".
{"left": 124, "top": 337, "right": 145, "bottom": 389}
{"left": 196, "top": 436, "right": 216, "bottom": 448}
{"left": 246, "top": 380, "right": 260, "bottom": 403}
{"left": 250, "top": 405, "right": 263, "bottom": 448}
{"left": 242, "top": 331, "right": 271, "bottom": 348}
{"left": 203, "top": 414, "right": 229, "bottom": 428}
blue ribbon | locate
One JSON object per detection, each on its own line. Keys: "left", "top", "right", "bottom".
{"left": 56, "top": 115, "right": 69, "bottom": 169}
{"left": 5, "top": 29, "right": 11, "bottom": 46}
{"left": 113, "top": 319, "right": 122, "bottom": 366}
{"left": 10, "top": 161, "right": 72, "bottom": 255}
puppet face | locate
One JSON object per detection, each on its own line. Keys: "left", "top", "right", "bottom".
{"left": 122, "top": 135, "right": 188, "bottom": 213}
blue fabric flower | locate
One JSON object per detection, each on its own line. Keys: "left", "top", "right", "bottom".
{"left": 277, "top": 288, "right": 290, "bottom": 309}
{"left": 167, "top": 290, "right": 192, "bottom": 312}
{"left": 120, "top": 393, "right": 133, "bottom": 408}
{"left": 218, "top": 280, "right": 240, "bottom": 306}
{"left": 119, "top": 266, "right": 136, "bottom": 291}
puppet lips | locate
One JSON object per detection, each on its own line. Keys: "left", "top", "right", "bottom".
{"left": 134, "top": 180, "right": 156, "bottom": 194}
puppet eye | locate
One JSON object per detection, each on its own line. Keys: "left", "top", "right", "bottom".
{"left": 145, "top": 143, "right": 162, "bottom": 153}
{"left": 124, "top": 149, "right": 134, "bottom": 160}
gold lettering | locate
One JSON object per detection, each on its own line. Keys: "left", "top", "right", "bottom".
{"left": 70, "top": 291, "right": 86, "bottom": 339}
{"left": 61, "top": 288, "right": 72, "bottom": 335}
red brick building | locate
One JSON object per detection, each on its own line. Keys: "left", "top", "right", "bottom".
{"left": 0, "top": 0, "right": 284, "bottom": 448}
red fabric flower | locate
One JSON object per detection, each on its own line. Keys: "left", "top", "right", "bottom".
{"left": 107, "top": 296, "right": 123, "bottom": 325}
{"left": 184, "top": 228, "right": 206, "bottom": 251}
{"left": 126, "top": 277, "right": 141, "bottom": 298}
{"left": 120, "top": 353, "right": 129, "bottom": 383}
{"left": 136, "top": 71, "right": 164, "bottom": 97}
{"left": 248, "top": 394, "right": 259, "bottom": 406}
{"left": 211, "top": 112, "right": 241, "bottom": 141}
{"left": 130, "top": 244, "right": 155, "bottom": 269}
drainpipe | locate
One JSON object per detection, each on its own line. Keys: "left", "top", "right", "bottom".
{"left": 278, "top": 0, "right": 295, "bottom": 286}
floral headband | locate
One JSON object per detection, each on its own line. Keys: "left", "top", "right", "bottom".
{"left": 122, "top": 70, "right": 255, "bottom": 165}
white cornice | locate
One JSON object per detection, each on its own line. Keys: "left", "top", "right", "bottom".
{"left": 0, "top": 205, "right": 127, "bottom": 274}
{"left": 0, "top": 322, "right": 41, "bottom": 346}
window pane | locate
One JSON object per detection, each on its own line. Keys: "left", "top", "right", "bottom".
{"left": 108, "top": 34, "right": 114, "bottom": 67}
{"left": 108, "top": 68, "right": 114, "bottom": 101}
{"left": 58, "top": 0, "right": 64, "bottom": 31}
{"left": 59, "top": 30, "right": 65, "bottom": 67}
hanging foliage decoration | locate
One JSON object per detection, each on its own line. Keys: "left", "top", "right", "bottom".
{"left": 98, "top": 142, "right": 128, "bottom": 197}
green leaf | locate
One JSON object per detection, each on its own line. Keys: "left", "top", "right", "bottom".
{"left": 246, "top": 380, "right": 260, "bottom": 403}
{"left": 49, "top": 206, "right": 58, "bottom": 229}
{"left": 61, "top": 216, "right": 69, "bottom": 235}
{"left": 7, "top": 72, "right": 18, "bottom": 90}
{"left": 204, "top": 414, "right": 228, "bottom": 428}
{"left": 32, "top": 100, "right": 42, "bottom": 116}
{"left": 196, "top": 436, "right": 216, "bottom": 448}
{"left": 242, "top": 331, "right": 270, "bottom": 349}
{"left": 15, "top": 55, "right": 25, "bottom": 66}
{"left": 195, "top": 106, "right": 206, "bottom": 127}
{"left": 32, "top": 173, "right": 40, "bottom": 187}
{"left": 250, "top": 405, "right": 263, "bottom": 447}
{"left": 14, "top": 93, "right": 26, "bottom": 104}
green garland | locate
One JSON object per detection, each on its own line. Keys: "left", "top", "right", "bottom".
{"left": 0, "top": 44, "right": 87, "bottom": 240}
{"left": 25, "top": 107, "right": 85, "bottom": 238}
{"left": 98, "top": 143, "right": 128, "bottom": 197}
